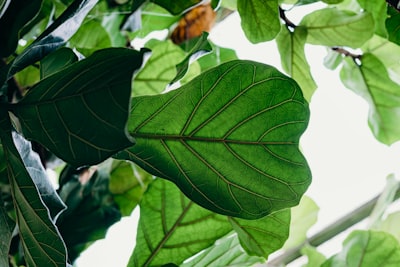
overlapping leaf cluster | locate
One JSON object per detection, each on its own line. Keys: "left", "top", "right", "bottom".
{"left": 0, "top": 0, "right": 399, "bottom": 266}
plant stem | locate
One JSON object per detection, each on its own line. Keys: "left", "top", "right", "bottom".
{"left": 267, "top": 187, "right": 400, "bottom": 267}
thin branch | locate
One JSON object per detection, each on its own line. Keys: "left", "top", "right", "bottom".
{"left": 387, "top": 0, "right": 400, "bottom": 12}
{"left": 279, "top": 7, "right": 297, "bottom": 29}
{"left": 331, "top": 47, "right": 361, "bottom": 59}
{"left": 267, "top": 187, "right": 400, "bottom": 266}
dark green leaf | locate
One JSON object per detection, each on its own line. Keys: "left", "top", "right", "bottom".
{"left": 181, "top": 234, "right": 264, "bottom": 267}
{"left": 108, "top": 160, "right": 153, "bottom": 216}
{"left": 40, "top": 47, "right": 78, "bottom": 79}
{"left": 7, "top": 0, "right": 98, "bottom": 80}
{"left": 321, "top": 0, "right": 343, "bottom": 3}
{"left": 0, "top": 111, "right": 68, "bottom": 267}
{"left": 0, "top": 0, "right": 10, "bottom": 19}
{"left": 0, "top": 199, "right": 14, "bottom": 267}
{"left": 300, "top": 8, "right": 374, "bottom": 48}
{"left": 171, "top": 32, "right": 212, "bottom": 84}
{"left": 12, "top": 130, "right": 66, "bottom": 220}
{"left": 116, "top": 60, "right": 311, "bottom": 219}
{"left": 132, "top": 0, "right": 146, "bottom": 12}
{"left": 340, "top": 53, "right": 400, "bottom": 145}
{"left": 386, "top": 6, "right": 400, "bottom": 45}
{"left": 237, "top": 0, "right": 280, "bottom": 43}
{"left": 0, "top": 0, "right": 42, "bottom": 57}
{"left": 357, "top": 0, "right": 387, "bottom": 37}
{"left": 129, "top": 178, "right": 231, "bottom": 267}
{"left": 229, "top": 209, "right": 290, "bottom": 257}
{"left": 276, "top": 26, "right": 317, "bottom": 101}
{"left": 102, "top": 13, "right": 126, "bottom": 47}
{"left": 12, "top": 48, "right": 148, "bottom": 167}
{"left": 150, "top": 0, "right": 202, "bottom": 15}
{"left": 322, "top": 230, "right": 400, "bottom": 267}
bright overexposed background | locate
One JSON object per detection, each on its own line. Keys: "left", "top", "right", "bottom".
{"left": 75, "top": 4, "right": 400, "bottom": 266}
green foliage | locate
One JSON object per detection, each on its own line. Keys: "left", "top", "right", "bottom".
{"left": 0, "top": 0, "right": 400, "bottom": 266}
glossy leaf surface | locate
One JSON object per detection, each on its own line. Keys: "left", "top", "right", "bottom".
{"left": 340, "top": 53, "right": 400, "bottom": 145}
{"left": 13, "top": 48, "right": 148, "bottom": 167}
{"left": 322, "top": 230, "right": 400, "bottom": 267}
{"left": 40, "top": 47, "right": 78, "bottom": 79}
{"left": 129, "top": 178, "right": 231, "bottom": 267}
{"left": 276, "top": 26, "right": 317, "bottom": 101}
{"left": 237, "top": 0, "right": 280, "bottom": 43}
{"left": 300, "top": 8, "right": 374, "bottom": 48}
{"left": 117, "top": 60, "right": 311, "bottom": 218}
{"left": 229, "top": 209, "right": 290, "bottom": 257}
{"left": 0, "top": 112, "right": 67, "bottom": 267}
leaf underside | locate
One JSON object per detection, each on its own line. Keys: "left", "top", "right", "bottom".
{"left": 116, "top": 60, "right": 311, "bottom": 219}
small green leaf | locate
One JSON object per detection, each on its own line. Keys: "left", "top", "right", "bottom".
{"left": 150, "top": 0, "right": 202, "bottom": 15}
{"left": 0, "top": 0, "right": 42, "bottom": 57}
{"left": 0, "top": 111, "right": 68, "bottom": 267}
{"left": 378, "top": 211, "right": 400, "bottom": 243}
{"left": 322, "top": 230, "right": 400, "bottom": 267}
{"left": 357, "top": 0, "right": 387, "bottom": 37}
{"left": 276, "top": 26, "right": 317, "bottom": 102}
{"left": 108, "top": 160, "right": 153, "bottom": 216}
{"left": 117, "top": 60, "right": 311, "bottom": 219}
{"left": 323, "top": 48, "right": 343, "bottom": 70}
{"left": 40, "top": 47, "right": 78, "bottom": 79}
{"left": 197, "top": 43, "right": 238, "bottom": 72}
{"left": 237, "top": 0, "right": 280, "bottom": 43}
{"left": 229, "top": 209, "right": 290, "bottom": 257}
{"left": 386, "top": 6, "right": 400, "bottom": 45}
{"left": 301, "top": 245, "right": 327, "bottom": 267}
{"left": 172, "top": 32, "right": 212, "bottom": 84}
{"left": 300, "top": 8, "right": 374, "bottom": 48}
{"left": 340, "top": 53, "right": 400, "bottom": 145}
{"left": 181, "top": 234, "right": 265, "bottom": 267}
{"left": 129, "top": 178, "right": 232, "bottom": 267}
{"left": 13, "top": 48, "right": 148, "bottom": 167}
{"left": 283, "top": 195, "right": 319, "bottom": 249}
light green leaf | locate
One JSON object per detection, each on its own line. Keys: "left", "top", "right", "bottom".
{"left": 116, "top": 60, "right": 311, "bottom": 219}
{"left": 276, "top": 26, "right": 317, "bottom": 102}
{"left": 181, "top": 234, "right": 265, "bottom": 267}
{"left": 379, "top": 211, "right": 400, "bottom": 243}
{"left": 0, "top": 111, "right": 68, "bottom": 267}
{"left": 197, "top": 43, "right": 238, "bottom": 72}
{"left": 40, "top": 47, "right": 78, "bottom": 79}
{"left": 12, "top": 48, "right": 148, "bottom": 167}
{"left": 108, "top": 160, "right": 153, "bottom": 216}
{"left": 283, "top": 195, "right": 319, "bottom": 249}
{"left": 133, "top": 40, "right": 199, "bottom": 96}
{"left": 386, "top": 6, "right": 400, "bottom": 45}
{"left": 69, "top": 19, "right": 112, "bottom": 56}
{"left": 150, "top": 0, "right": 202, "bottom": 15}
{"left": 300, "top": 8, "right": 374, "bottom": 48}
{"left": 129, "top": 178, "right": 232, "bottom": 267}
{"left": 340, "top": 53, "right": 400, "bottom": 145}
{"left": 323, "top": 48, "right": 343, "bottom": 70}
{"left": 357, "top": 0, "right": 387, "bottom": 37}
{"left": 237, "top": 0, "right": 280, "bottom": 43}
{"left": 229, "top": 209, "right": 290, "bottom": 257}
{"left": 301, "top": 245, "right": 327, "bottom": 267}
{"left": 322, "top": 230, "right": 400, "bottom": 267}
{"left": 172, "top": 32, "right": 212, "bottom": 84}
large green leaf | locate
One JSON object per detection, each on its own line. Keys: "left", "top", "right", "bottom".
{"left": 129, "top": 178, "right": 232, "bottom": 267}
{"left": 340, "top": 53, "right": 400, "bottom": 145}
{"left": 379, "top": 211, "right": 400, "bottom": 242}
{"left": 322, "top": 230, "right": 400, "bottom": 267}
{"left": 237, "top": 0, "right": 280, "bottom": 43}
{"left": 229, "top": 209, "right": 290, "bottom": 257}
{"left": 0, "top": 0, "right": 42, "bottom": 57}
{"left": 386, "top": 6, "right": 400, "bottom": 45}
{"left": 0, "top": 111, "right": 68, "bottom": 267}
{"left": 12, "top": 48, "right": 148, "bottom": 167}
{"left": 116, "top": 60, "right": 311, "bottom": 219}
{"left": 6, "top": 0, "right": 98, "bottom": 80}
{"left": 150, "top": 0, "right": 202, "bottom": 15}
{"left": 357, "top": 0, "right": 387, "bottom": 37}
{"left": 181, "top": 234, "right": 265, "bottom": 266}
{"left": 300, "top": 8, "right": 374, "bottom": 48}
{"left": 276, "top": 26, "right": 317, "bottom": 102}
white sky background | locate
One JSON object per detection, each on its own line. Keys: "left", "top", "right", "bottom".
{"left": 75, "top": 5, "right": 400, "bottom": 266}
